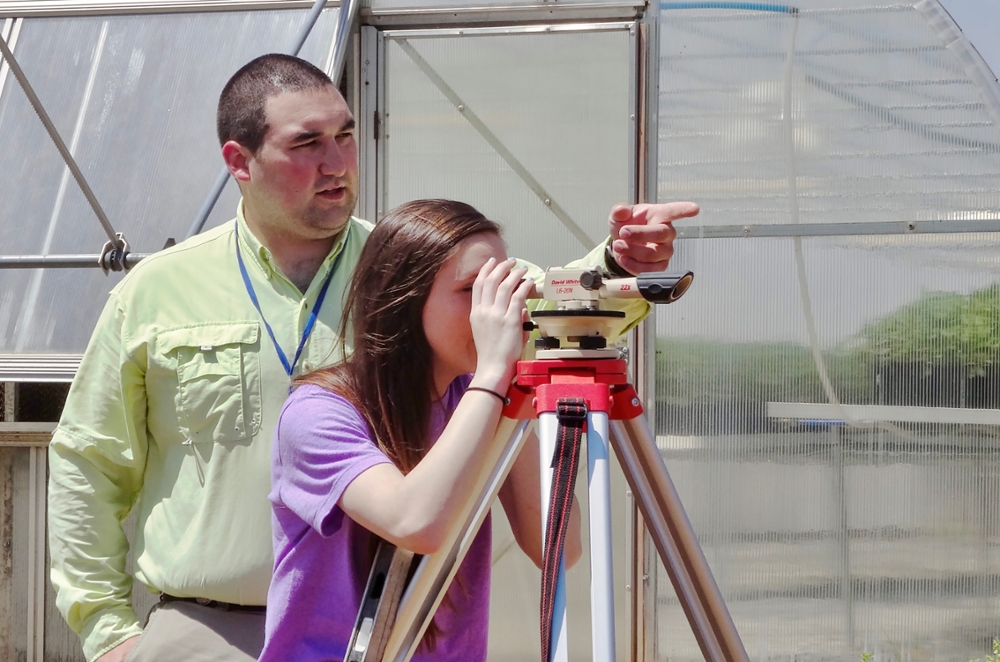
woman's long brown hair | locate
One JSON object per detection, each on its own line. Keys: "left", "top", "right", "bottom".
{"left": 296, "top": 200, "right": 501, "bottom": 649}
{"left": 297, "top": 199, "right": 501, "bottom": 470}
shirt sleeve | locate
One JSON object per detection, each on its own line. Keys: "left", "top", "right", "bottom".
{"left": 48, "top": 292, "right": 147, "bottom": 662}
{"left": 518, "top": 240, "right": 651, "bottom": 340}
{"left": 272, "top": 387, "right": 392, "bottom": 537}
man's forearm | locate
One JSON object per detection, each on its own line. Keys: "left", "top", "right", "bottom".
{"left": 49, "top": 434, "right": 142, "bottom": 661}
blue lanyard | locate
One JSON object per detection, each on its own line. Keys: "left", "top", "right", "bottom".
{"left": 235, "top": 221, "right": 347, "bottom": 377}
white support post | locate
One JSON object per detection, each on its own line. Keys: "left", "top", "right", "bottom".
{"left": 2, "top": 382, "right": 14, "bottom": 422}
{"left": 27, "top": 445, "right": 46, "bottom": 662}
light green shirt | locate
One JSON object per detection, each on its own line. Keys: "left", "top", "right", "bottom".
{"left": 48, "top": 202, "right": 648, "bottom": 661}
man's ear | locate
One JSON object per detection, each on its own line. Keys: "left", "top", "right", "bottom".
{"left": 222, "top": 140, "right": 253, "bottom": 182}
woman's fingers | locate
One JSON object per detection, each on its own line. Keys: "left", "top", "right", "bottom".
{"left": 472, "top": 257, "right": 497, "bottom": 308}
{"left": 507, "top": 273, "right": 532, "bottom": 315}
{"left": 496, "top": 265, "right": 528, "bottom": 308}
{"left": 477, "top": 258, "right": 522, "bottom": 308}
{"left": 475, "top": 257, "right": 513, "bottom": 307}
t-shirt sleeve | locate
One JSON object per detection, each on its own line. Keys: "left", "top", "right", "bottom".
{"left": 272, "top": 386, "right": 392, "bottom": 537}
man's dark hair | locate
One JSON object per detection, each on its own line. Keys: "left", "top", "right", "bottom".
{"left": 217, "top": 53, "right": 334, "bottom": 154}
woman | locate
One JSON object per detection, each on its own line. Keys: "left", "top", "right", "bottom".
{"left": 258, "top": 199, "right": 581, "bottom": 662}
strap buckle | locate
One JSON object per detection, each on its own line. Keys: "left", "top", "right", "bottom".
{"left": 556, "top": 398, "right": 588, "bottom": 422}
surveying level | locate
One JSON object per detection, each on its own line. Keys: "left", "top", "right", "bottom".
{"left": 346, "top": 266, "right": 749, "bottom": 662}
{"left": 530, "top": 268, "right": 693, "bottom": 349}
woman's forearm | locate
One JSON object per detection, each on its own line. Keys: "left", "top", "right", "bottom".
{"left": 339, "top": 390, "right": 507, "bottom": 553}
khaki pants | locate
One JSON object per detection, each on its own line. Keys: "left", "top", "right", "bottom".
{"left": 124, "top": 600, "right": 266, "bottom": 662}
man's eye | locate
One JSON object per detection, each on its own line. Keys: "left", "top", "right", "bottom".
{"left": 294, "top": 140, "right": 319, "bottom": 149}
{"left": 337, "top": 132, "right": 354, "bottom": 142}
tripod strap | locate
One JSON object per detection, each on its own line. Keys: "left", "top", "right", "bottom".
{"left": 540, "top": 398, "right": 587, "bottom": 662}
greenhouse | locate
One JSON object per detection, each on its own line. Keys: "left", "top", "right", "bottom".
{"left": 1, "top": 0, "right": 1000, "bottom": 659}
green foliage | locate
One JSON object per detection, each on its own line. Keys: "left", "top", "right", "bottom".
{"left": 656, "top": 284, "right": 1000, "bottom": 404}
{"left": 861, "top": 639, "right": 999, "bottom": 662}
{"left": 655, "top": 337, "right": 870, "bottom": 404}
{"left": 856, "top": 285, "right": 1000, "bottom": 377}
{"left": 970, "top": 638, "right": 1000, "bottom": 662}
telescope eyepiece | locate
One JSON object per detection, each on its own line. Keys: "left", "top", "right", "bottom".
{"left": 579, "top": 270, "right": 603, "bottom": 291}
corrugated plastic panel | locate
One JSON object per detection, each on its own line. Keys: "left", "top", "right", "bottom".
{"left": 0, "top": 8, "right": 338, "bottom": 353}
{"left": 654, "top": 2, "right": 1000, "bottom": 658}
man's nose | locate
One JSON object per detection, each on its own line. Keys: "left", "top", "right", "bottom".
{"left": 320, "top": 142, "right": 349, "bottom": 177}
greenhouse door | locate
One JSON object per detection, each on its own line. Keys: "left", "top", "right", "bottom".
{"left": 360, "top": 22, "right": 640, "bottom": 281}
{"left": 359, "top": 21, "right": 644, "bottom": 662}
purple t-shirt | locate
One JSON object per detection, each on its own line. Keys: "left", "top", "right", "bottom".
{"left": 259, "top": 375, "right": 491, "bottom": 662}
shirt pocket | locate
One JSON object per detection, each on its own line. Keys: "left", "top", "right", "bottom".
{"left": 158, "top": 322, "right": 262, "bottom": 445}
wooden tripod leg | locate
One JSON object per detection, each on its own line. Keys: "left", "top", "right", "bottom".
{"left": 381, "top": 417, "right": 530, "bottom": 662}
{"left": 344, "top": 540, "right": 415, "bottom": 662}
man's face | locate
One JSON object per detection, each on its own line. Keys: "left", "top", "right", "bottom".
{"left": 242, "top": 86, "right": 359, "bottom": 241}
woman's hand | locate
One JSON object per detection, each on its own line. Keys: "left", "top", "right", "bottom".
{"left": 469, "top": 257, "right": 532, "bottom": 390}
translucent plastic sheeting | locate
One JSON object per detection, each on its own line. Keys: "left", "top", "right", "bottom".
{"left": 655, "top": 5, "right": 1000, "bottom": 654}
{"left": 657, "top": 0, "right": 1000, "bottom": 228}
{"left": 381, "top": 26, "right": 633, "bottom": 661}
{"left": 653, "top": 427, "right": 1000, "bottom": 662}
{"left": 0, "top": 8, "right": 339, "bottom": 353}
{"left": 653, "top": 231, "right": 1000, "bottom": 659}
{"left": 383, "top": 28, "right": 632, "bottom": 272}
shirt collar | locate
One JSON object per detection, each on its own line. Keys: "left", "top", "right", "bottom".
{"left": 235, "top": 199, "right": 354, "bottom": 286}
{"left": 235, "top": 201, "right": 274, "bottom": 276}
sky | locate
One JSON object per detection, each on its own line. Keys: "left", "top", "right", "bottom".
{"left": 938, "top": 0, "right": 1000, "bottom": 78}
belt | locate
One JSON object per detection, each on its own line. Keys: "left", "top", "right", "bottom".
{"left": 160, "top": 594, "right": 267, "bottom": 614}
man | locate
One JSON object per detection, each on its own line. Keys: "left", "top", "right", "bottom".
{"left": 48, "top": 53, "right": 699, "bottom": 662}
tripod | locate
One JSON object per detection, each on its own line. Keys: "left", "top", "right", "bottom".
{"left": 346, "top": 268, "right": 749, "bottom": 662}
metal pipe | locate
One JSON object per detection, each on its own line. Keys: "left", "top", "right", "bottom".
{"left": 0, "top": 0, "right": 316, "bottom": 18}
{"left": 675, "top": 218, "right": 1000, "bottom": 240}
{"left": 610, "top": 417, "right": 749, "bottom": 662}
{"left": 329, "top": 0, "right": 359, "bottom": 85}
{"left": 0, "top": 18, "right": 19, "bottom": 101}
{"left": 0, "top": 254, "right": 150, "bottom": 269}
{"left": 587, "top": 410, "right": 617, "bottom": 662}
{"left": 0, "top": 29, "right": 119, "bottom": 245}
{"left": 185, "top": 0, "right": 359, "bottom": 239}
{"left": 660, "top": 1, "right": 797, "bottom": 13}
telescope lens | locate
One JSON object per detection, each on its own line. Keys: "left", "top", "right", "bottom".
{"left": 669, "top": 272, "right": 694, "bottom": 302}
{"left": 636, "top": 271, "right": 695, "bottom": 304}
